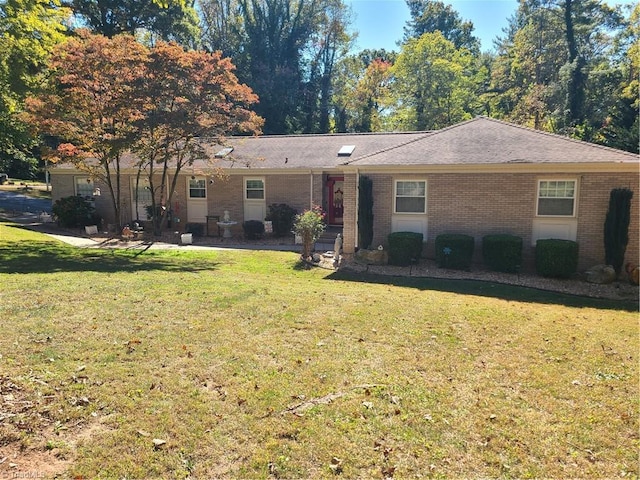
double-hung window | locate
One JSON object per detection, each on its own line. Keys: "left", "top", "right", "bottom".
{"left": 245, "top": 179, "right": 265, "bottom": 200}
{"left": 537, "top": 180, "right": 576, "bottom": 216}
{"left": 395, "top": 180, "right": 426, "bottom": 214}
{"left": 188, "top": 177, "right": 206, "bottom": 199}
{"left": 75, "top": 177, "right": 94, "bottom": 198}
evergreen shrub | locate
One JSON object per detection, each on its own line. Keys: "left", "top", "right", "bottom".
{"left": 435, "top": 234, "right": 474, "bottom": 270}
{"left": 242, "top": 220, "right": 265, "bottom": 240}
{"left": 388, "top": 231, "right": 423, "bottom": 266}
{"left": 52, "top": 195, "right": 99, "bottom": 228}
{"left": 535, "top": 239, "right": 578, "bottom": 278}
{"left": 482, "top": 234, "right": 523, "bottom": 273}
{"left": 185, "top": 223, "right": 204, "bottom": 237}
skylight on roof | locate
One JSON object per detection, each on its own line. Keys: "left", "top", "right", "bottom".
{"left": 338, "top": 145, "right": 356, "bottom": 157}
{"left": 215, "top": 147, "right": 234, "bottom": 158}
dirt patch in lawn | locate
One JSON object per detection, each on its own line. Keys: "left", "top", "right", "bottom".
{"left": 0, "top": 376, "right": 112, "bottom": 478}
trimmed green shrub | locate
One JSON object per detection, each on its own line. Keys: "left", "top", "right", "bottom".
{"left": 535, "top": 239, "right": 579, "bottom": 278}
{"left": 52, "top": 195, "right": 99, "bottom": 228}
{"left": 388, "top": 231, "right": 423, "bottom": 266}
{"left": 435, "top": 234, "right": 475, "bottom": 270}
{"left": 358, "top": 176, "right": 374, "bottom": 249}
{"left": 242, "top": 220, "right": 265, "bottom": 240}
{"left": 185, "top": 223, "right": 204, "bottom": 237}
{"left": 265, "top": 203, "right": 297, "bottom": 237}
{"left": 482, "top": 234, "right": 523, "bottom": 273}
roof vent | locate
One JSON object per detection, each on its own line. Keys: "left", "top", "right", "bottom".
{"left": 338, "top": 145, "right": 356, "bottom": 157}
{"left": 215, "top": 147, "right": 234, "bottom": 158}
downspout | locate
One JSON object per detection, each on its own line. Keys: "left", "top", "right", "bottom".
{"left": 310, "top": 170, "right": 314, "bottom": 209}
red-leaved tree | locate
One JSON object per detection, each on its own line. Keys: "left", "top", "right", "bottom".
{"left": 134, "top": 42, "right": 263, "bottom": 234}
{"left": 26, "top": 30, "right": 148, "bottom": 230}
{"left": 27, "top": 31, "right": 263, "bottom": 234}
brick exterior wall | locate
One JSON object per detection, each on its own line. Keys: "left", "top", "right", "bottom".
{"left": 359, "top": 171, "right": 638, "bottom": 272}
{"left": 53, "top": 168, "right": 638, "bottom": 272}
{"left": 342, "top": 173, "right": 357, "bottom": 254}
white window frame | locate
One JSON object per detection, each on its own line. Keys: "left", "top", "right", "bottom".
{"left": 188, "top": 176, "right": 207, "bottom": 199}
{"left": 536, "top": 179, "right": 577, "bottom": 217}
{"left": 245, "top": 178, "right": 265, "bottom": 200}
{"left": 75, "top": 176, "right": 94, "bottom": 198}
{"left": 394, "top": 179, "right": 427, "bottom": 214}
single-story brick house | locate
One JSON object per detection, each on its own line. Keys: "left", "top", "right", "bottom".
{"left": 50, "top": 116, "right": 638, "bottom": 271}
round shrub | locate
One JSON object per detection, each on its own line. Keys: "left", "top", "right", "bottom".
{"left": 185, "top": 223, "right": 205, "bottom": 237}
{"left": 535, "top": 239, "right": 579, "bottom": 278}
{"left": 242, "top": 220, "right": 265, "bottom": 240}
{"left": 388, "top": 231, "right": 423, "bottom": 266}
{"left": 482, "top": 234, "right": 523, "bottom": 273}
{"left": 435, "top": 234, "right": 474, "bottom": 270}
{"left": 52, "top": 195, "right": 98, "bottom": 228}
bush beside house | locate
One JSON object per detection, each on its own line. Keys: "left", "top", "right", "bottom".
{"left": 265, "top": 203, "right": 297, "bottom": 237}
{"left": 388, "top": 232, "right": 423, "bottom": 266}
{"left": 482, "top": 234, "right": 523, "bottom": 273}
{"left": 435, "top": 234, "right": 474, "bottom": 270}
{"left": 536, "top": 239, "right": 579, "bottom": 278}
{"left": 52, "top": 196, "right": 100, "bottom": 228}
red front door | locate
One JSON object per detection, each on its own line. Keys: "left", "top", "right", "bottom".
{"left": 327, "top": 177, "right": 344, "bottom": 225}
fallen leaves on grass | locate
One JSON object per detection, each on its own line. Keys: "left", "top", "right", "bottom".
{"left": 282, "top": 384, "right": 386, "bottom": 415}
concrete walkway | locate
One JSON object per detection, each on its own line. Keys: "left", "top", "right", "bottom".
{"left": 6, "top": 212, "right": 301, "bottom": 252}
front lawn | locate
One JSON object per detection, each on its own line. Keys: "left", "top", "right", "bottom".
{"left": 0, "top": 222, "right": 637, "bottom": 478}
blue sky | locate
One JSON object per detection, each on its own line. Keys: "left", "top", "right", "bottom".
{"left": 346, "top": 0, "right": 635, "bottom": 53}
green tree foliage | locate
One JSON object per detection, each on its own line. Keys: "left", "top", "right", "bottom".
{"left": 199, "top": 0, "right": 353, "bottom": 134}
{"left": 332, "top": 54, "right": 392, "bottom": 132}
{"left": 303, "top": 0, "right": 354, "bottom": 132}
{"left": 485, "top": 0, "right": 636, "bottom": 152}
{"left": 389, "top": 32, "right": 479, "bottom": 130}
{"left": 403, "top": 0, "right": 479, "bottom": 53}
{"left": 0, "top": 0, "right": 70, "bottom": 177}
{"left": 67, "top": 0, "right": 200, "bottom": 45}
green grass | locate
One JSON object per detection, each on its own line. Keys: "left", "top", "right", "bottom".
{"left": 0, "top": 221, "right": 638, "bottom": 478}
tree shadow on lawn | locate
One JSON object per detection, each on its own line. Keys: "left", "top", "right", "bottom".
{"left": 327, "top": 270, "right": 639, "bottom": 312}
{"left": 0, "top": 241, "right": 220, "bottom": 274}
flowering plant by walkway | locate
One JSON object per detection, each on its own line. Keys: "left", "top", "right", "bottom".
{"left": 293, "top": 205, "right": 326, "bottom": 258}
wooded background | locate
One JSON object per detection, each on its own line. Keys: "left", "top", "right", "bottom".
{"left": 1, "top": 0, "right": 638, "bottom": 178}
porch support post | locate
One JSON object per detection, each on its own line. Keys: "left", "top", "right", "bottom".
{"left": 342, "top": 171, "right": 357, "bottom": 254}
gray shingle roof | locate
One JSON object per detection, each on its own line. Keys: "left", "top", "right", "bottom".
{"left": 345, "top": 117, "right": 639, "bottom": 166}
{"left": 208, "top": 116, "right": 637, "bottom": 169}
{"left": 205, "top": 131, "right": 431, "bottom": 170}
{"left": 52, "top": 117, "right": 638, "bottom": 173}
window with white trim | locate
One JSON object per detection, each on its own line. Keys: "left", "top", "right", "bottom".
{"left": 537, "top": 180, "right": 576, "bottom": 216}
{"left": 395, "top": 180, "right": 426, "bottom": 213}
{"left": 188, "top": 177, "right": 206, "bottom": 198}
{"left": 75, "top": 177, "right": 94, "bottom": 198}
{"left": 245, "top": 178, "right": 265, "bottom": 200}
